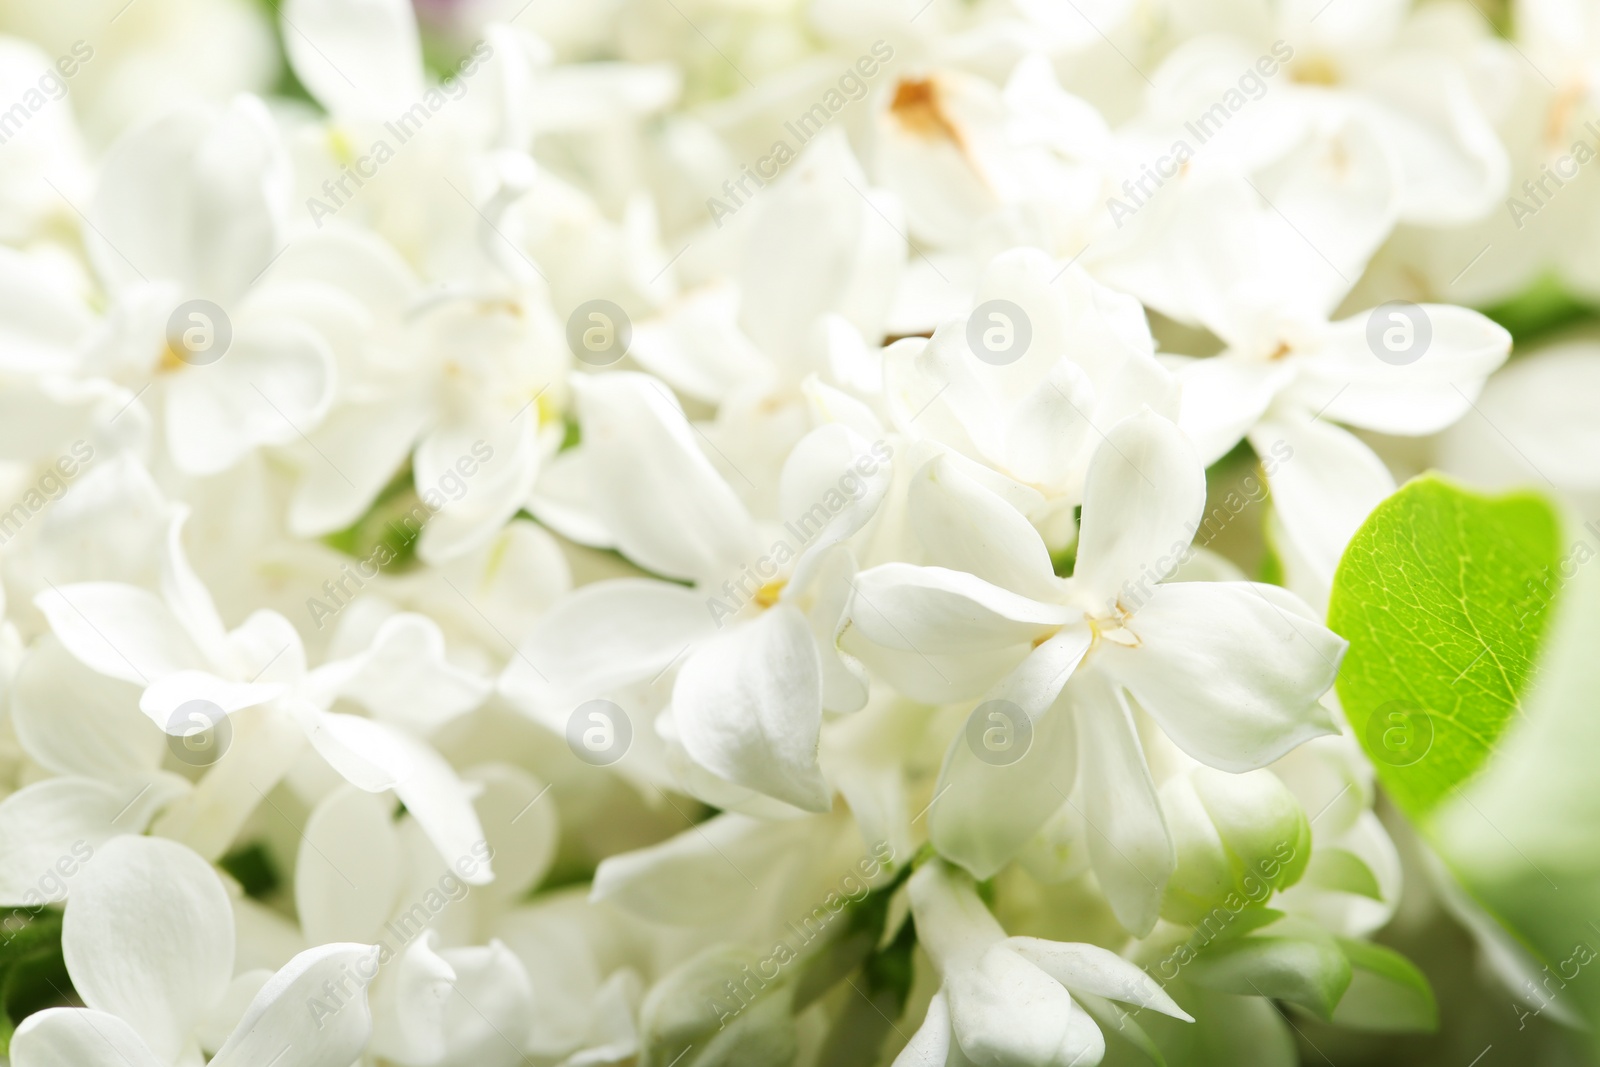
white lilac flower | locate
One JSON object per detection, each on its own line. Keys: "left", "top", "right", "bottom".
{"left": 882, "top": 247, "right": 1178, "bottom": 524}
{"left": 9, "top": 835, "right": 378, "bottom": 1067}
{"left": 512, "top": 370, "right": 891, "bottom": 812}
{"left": 295, "top": 772, "right": 554, "bottom": 1067}
{"left": 896, "top": 859, "right": 1192, "bottom": 1067}
{"left": 1156, "top": 0, "right": 1509, "bottom": 226}
{"left": 0, "top": 0, "right": 1580, "bottom": 1061}
{"left": 852, "top": 409, "right": 1344, "bottom": 931}
{"left": 32, "top": 509, "right": 493, "bottom": 873}
{"left": 0, "top": 37, "right": 90, "bottom": 244}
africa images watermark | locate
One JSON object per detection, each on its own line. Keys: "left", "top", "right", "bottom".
{"left": 1504, "top": 121, "right": 1600, "bottom": 229}
{"left": 15, "top": 840, "right": 94, "bottom": 910}
{"left": 0, "top": 440, "right": 95, "bottom": 545}
{"left": 306, "top": 40, "right": 493, "bottom": 227}
{"left": 1074, "top": 838, "right": 1301, "bottom": 1042}
{"left": 307, "top": 838, "right": 494, "bottom": 1029}
{"left": 304, "top": 440, "right": 495, "bottom": 629}
{"left": 705, "top": 40, "right": 895, "bottom": 227}
{"left": 1106, "top": 40, "right": 1293, "bottom": 228}
{"left": 1109, "top": 437, "right": 1294, "bottom": 617}
{"left": 1516, "top": 517, "right": 1600, "bottom": 631}
{"left": 0, "top": 40, "right": 94, "bottom": 146}
{"left": 706, "top": 841, "right": 896, "bottom": 1029}
{"left": 1514, "top": 930, "right": 1599, "bottom": 1030}
{"left": 704, "top": 438, "right": 893, "bottom": 626}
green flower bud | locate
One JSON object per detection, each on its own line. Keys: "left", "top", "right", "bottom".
{"left": 1160, "top": 767, "right": 1311, "bottom": 925}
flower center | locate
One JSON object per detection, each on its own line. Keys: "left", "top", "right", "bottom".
{"left": 1289, "top": 54, "right": 1341, "bottom": 86}
{"left": 1086, "top": 604, "right": 1141, "bottom": 649}
{"left": 890, "top": 78, "right": 966, "bottom": 151}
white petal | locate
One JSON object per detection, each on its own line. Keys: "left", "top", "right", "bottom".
{"left": 1073, "top": 409, "right": 1206, "bottom": 608}
{"left": 299, "top": 706, "right": 414, "bottom": 792}
{"left": 1007, "top": 937, "right": 1192, "bottom": 1020}
{"left": 1437, "top": 342, "right": 1600, "bottom": 491}
{"left": 571, "top": 372, "right": 757, "bottom": 584}
{"left": 0, "top": 248, "right": 92, "bottom": 374}
{"left": 413, "top": 416, "right": 543, "bottom": 565}
{"left": 227, "top": 610, "right": 306, "bottom": 686}
{"left": 468, "top": 764, "right": 558, "bottom": 902}
{"left": 779, "top": 423, "right": 893, "bottom": 595}
{"left": 891, "top": 990, "right": 953, "bottom": 1067}
{"left": 851, "top": 563, "right": 1076, "bottom": 653}
{"left": 843, "top": 630, "right": 1027, "bottom": 707}
{"left": 334, "top": 613, "right": 491, "bottom": 734}
{"left": 499, "top": 578, "right": 714, "bottom": 717}
{"left": 1071, "top": 671, "right": 1173, "bottom": 937}
{"left": 882, "top": 331, "right": 986, "bottom": 457}
{"left": 289, "top": 399, "right": 429, "bottom": 536}
{"left": 592, "top": 813, "right": 819, "bottom": 925}
{"left": 138, "top": 670, "right": 284, "bottom": 728}
{"left": 295, "top": 786, "right": 402, "bottom": 946}
{"left": 34, "top": 452, "right": 165, "bottom": 585}
{"left": 90, "top": 97, "right": 287, "bottom": 301}
{"left": 436, "top": 942, "right": 535, "bottom": 1066}
{"left": 210, "top": 943, "right": 382, "bottom": 1067}
{"left": 0, "top": 776, "right": 183, "bottom": 906}
{"left": 11, "top": 1008, "right": 165, "bottom": 1067}
{"left": 907, "top": 453, "right": 1058, "bottom": 602}
{"left": 930, "top": 638, "right": 1086, "bottom": 880}
{"left": 158, "top": 508, "right": 231, "bottom": 660}
{"left": 146, "top": 707, "right": 308, "bottom": 863}
{"left": 946, "top": 943, "right": 1102, "bottom": 1067}
{"left": 1290, "top": 304, "right": 1510, "bottom": 435}
{"left": 804, "top": 544, "right": 871, "bottom": 714}
{"left": 1000, "top": 359, "right": 1098, "bottom": 490}
{"left": 417, "top": 519, "right": 572, "bottom": 649}
{"left": 390, "top": 734, "right": 494, "bottom": 885}
{"left": 263, "top": 224, "right": 419, "bottom": 315}
{"left": 1357, "top": 53, "right": 1507, "bottom": 225}
{"left": 166, "top": 319, "right": 334, "bottom": 476}
{"left": 197, "top": 972, "right": 273, "bottom": 1056}
{"left": 875, "top": 70, "right": 1003, "bottom": 248}
{"left": 1102, "top": 582, "right": 1343, "bottom": 770}
{"left": 1250, "top": 417, "right": 1394, "bottom": 588}
{"left": 1225, "top": 111, "right": 1399, "bottom": 317}
{"left": 740, "top": 131, "right": 902, "bottom": 360}
{"left": 11, "top": 638, "right": 163, "bottom": 778}
{"left": 371, "top": 933, "right": 453, "bottom": 1065}
{"left": 672, "top": 605, "right": 830, "bottom": 812}
{"left": 975, "top": 252, "right": 1153, "bottom": 404}
{"left": 64, "top": 835, "right": 233, "bottom": 1062}
{"left": 1175, "top": 356, "right": 1294, "bottom": 466}
{"left": 34, "top": 582, "right": 203, "bottom": 685}
{"left": 281, "top": 0, "right": 424, "bottom": 119}
{"left": 629, "top": 282, "right": 771, "bottom": 403}
{"left": 525, "top": 447, "right": 614, "bottom": 549}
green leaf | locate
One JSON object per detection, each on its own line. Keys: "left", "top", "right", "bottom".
{"left": 1327, "top": 474, "right": 1563, "bottom": 820}
{"left": 0, "top": 909, "right": 72, "bottom": 1056}
{"left": 219, "top": 841, "right": 281, "bottom": 901}
{"left": 1303, "top": 848, "right": 1383, "bottom": 901}
{"left": 1328, "top": 938, "right": 1438, "bottom": 1033}
{"left": 1186, "top": 935, "right": 1352, "bottom": 1021}
{"left": 1428, "top": 525, "right": 1600, "bottom": 1044}
{"left": 1208, "top": 907, "right": 1287, "bottom": 943}
{"left": 1117, "top": 980, "right": 1298, "bottom": 1067}
{"left": 1480, "top": 273, "right": 1600, "bottom": 346}
{"left": 321, "top": 462, "right": 424, "bottom": 572}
